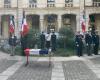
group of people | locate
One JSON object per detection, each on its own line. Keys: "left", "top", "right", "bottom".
{"left": 75, "top": 31, "right": 99, "bottom": 57}
{"left": 40, "top": 31, "right": 57, "bottom": 52}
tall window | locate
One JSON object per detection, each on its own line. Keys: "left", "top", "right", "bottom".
{"left": 4, "top": 0, "right": 11, "bottom": 8}
{"left": 29, "top": 0, "right": 37, "bottom": 8}
{"left": 93, "top": 0, "right": 100, "bottom": 7}
{"left": 65, "top": 0, "right": 73, "bottom": 7}
{"left": 47, "top": 0, "right": 55, "bottom": 2}
{"left": 47, "top": 0, "right": 55, "bottom": 7}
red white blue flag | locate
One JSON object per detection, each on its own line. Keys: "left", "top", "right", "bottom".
{"left": 81, "top": 10, "right": 86, "bottom": 32}
{"left": 21, "top": 10, "right": 29, "bottom": 36}
{"left": 9, "top": 16, "right": 15, "bottom": 34}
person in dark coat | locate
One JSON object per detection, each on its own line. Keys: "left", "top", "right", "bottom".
{"left": 92, "top": 31, "right": 99, "bottom": 55}
{"left": 85, "top": 32, "right": 92, "bottom": 56}
{"left": 40, "top": 32, "right": 45, "bottom": 49}
{"left": 51, "top": 32, "right": 56, "bottom": 52}
{"left": 75, "top": 33, "right": 83, "bottom": 57}
{"left": 9, "top": 34, "right": 17, "bottom": 56}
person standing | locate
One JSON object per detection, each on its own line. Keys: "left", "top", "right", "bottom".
{"left": 75, "top": 33, "right": 83, "bottom": 57}
{"left": 92, "top": 31, "right": 99, "bottom": 55}
{"left": 51, "top": 32, "right": 56, "bottom": 52}
{"left": 46, "top": 32, "right": 51, "bottom": 49}
{"left": 9, "top": 34, "right": 17, "bottom": 56}
{"left": 40, "top": 32, "right": 45, "bottom": 49}
{"left": 85, "top": 32, "right": 92, "bottom": 56}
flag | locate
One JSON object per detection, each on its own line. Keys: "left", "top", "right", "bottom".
{"left": 81, "top": 10, "right": 86, "bottom": 32}
{"left": 21, "top": 10, "right": 29, "bottom": 36}
{"left": 9, "top": 16, "right": 15, "bottom": 34}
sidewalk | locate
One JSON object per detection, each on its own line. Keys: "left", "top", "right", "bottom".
{"left": 0, "top": 51, "right": 100, "bottom": 80}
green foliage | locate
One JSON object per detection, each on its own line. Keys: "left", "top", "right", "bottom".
{"left": 58, "top": 26, "right": 74, "bottom": 49}
{"left": 54, "top": 48, "right": 75, "bottom": 57}
{"left": 15, "top": 45, "right": 22, "bottom": 55}
{"left": 27, "top": 28, "right": 40, "bottom": 48}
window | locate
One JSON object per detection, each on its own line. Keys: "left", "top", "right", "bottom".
{"left": 47, "top": 0, "right": 55, "bottom": 2}
{"left": 65, "top": 0, "right": 73, "bottom": 7}
{"left": 29, "top": 0, "right": 37, "bottom": 3}
{"left": 29, "top": 0, "right": 37, "bottom": 8}
{"left": 4, "top": 0, "right": 11, "bottom": 8}
{"left": 65, "top": 0, "right": 73, "bottom": 3}
{"left": 47, "top": 0, "right": 55, "bottom": 7}
{"left": 93, "top": 0, "right": 100, "bottom": 7}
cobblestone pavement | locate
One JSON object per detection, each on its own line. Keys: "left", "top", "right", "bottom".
{"left": 90, "top": 57, "right": 100, "bottom": 65}
{"left": 7, "top": 61, "right": 52, "bottom": 80}
{"left": 0, "top": 59, "right": 17, "bottom": 73}
{"left": 63, "top": 60, "right": 99, "bottom": 80}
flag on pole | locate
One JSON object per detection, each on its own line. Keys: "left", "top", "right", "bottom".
{"left": 81, "top": 10, "right": 86, "bottom": 32}
{"left": 21, "top": 10, "right": 29, "bottom": 36}
{"left": 9, "top": 16, "right": 15, "bottom": 34}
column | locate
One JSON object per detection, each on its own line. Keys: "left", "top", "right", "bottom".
{"left": 17, "top": 9, "right": 23, "bottom": 38}
{"left": 40, "top": 15, "right": 44, "bottom": 32}
{"left": 0, "top": 15, "right": 1, "bottom": 38}
{"left": 58, "top": 15, "right": 62, "bottom": 31}
{"left": 14, "top": 14, "right": 18, "bottom": 37}
{"left": 76, "top": 14, "right": 80, "bottom": 32}
{"left": 85, "top": 14, "right": 89, "bottom": 31}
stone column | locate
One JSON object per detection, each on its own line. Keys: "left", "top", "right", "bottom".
{"left": 58, "top": 14, "right": 62, "bottom": 31}
{"left": 14, "top": 14, "right": 18, "bottom": 37}
{"left": 0, "top": 15, "right": 1, "bottom": 38}
{"left": 76, "top": 14, "right": 80, "bottom": 32}
{"left": 40, "top": 15, "right": 44, "bottom": 32}
{"left": 85, "top": 14, "right": 89, "bottom": 31}
{"left": 17, "top": 9, "right": 23, "bottom": 38}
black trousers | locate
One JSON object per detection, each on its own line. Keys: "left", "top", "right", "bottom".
{"left": 46, "top": 41, "right": 50, "bottom": 49}
{"left": 93, "top": 45, "right": 99, "bottom": 55}
{"left": 76, "top": 46, "right": 83, "bottom": 56}
{"left": 86, "top": 44, "right": 91, "bottom": 56}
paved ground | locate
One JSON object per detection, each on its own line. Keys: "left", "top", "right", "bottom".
{"left": 63, "top": 61, "right": 99, "bottom": 80}
{"left": 0, "top": 51, "right": 100, "bottom": 80}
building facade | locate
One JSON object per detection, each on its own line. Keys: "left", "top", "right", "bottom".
{"left": 0, "top": 0, "right": 100, "bottom": 39}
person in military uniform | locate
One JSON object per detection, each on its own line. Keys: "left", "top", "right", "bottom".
{"left": 9, "top": 34, "right": 17, "bottom": 56}
{"left": 40, "top": 32, "right": 45, "bottom": 49}
{"left": 92, "top": 31, "right": 99, "bottom": 55}
{"left": 85, "top": 31, "right": 92, "bottom": 56}
{"left": 51, "top": 32, "right": 56, "bottom": 52}
{"left": 75, "top": 33, "right": 83, "bottom": 57}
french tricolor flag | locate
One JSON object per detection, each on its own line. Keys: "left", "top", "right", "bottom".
{"left": 21, "top": 10, "right": 29, "bottom": 36}
{"left": 9, "top": 16, "right": 15, "bottom": 34}
{"left": 24, "top": 49, "right": 50, "bottom": 56}
{"left": 81, "top": 10, "right": 86, "bottom": 32}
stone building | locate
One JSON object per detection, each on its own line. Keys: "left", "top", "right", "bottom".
{"left": 0, "top": 0, "right": 99, "bottom": 39}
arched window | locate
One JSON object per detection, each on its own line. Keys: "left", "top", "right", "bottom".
{"left": 4, "top": 0, "right": 11, "bottom": 8}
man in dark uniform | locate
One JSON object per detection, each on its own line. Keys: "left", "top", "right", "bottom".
{"left": 85, "top": 31, "right": 92, "bottom": 56}
{"left": 40, "top": 32, "right": 45, "bottom": 49}
{"left": 9, "top": 34, "right": 17, "bottom": 56}
{"left": 75, "top": 33, "right": 83, "bottom": 57}
{"left": 92, "top": 31, "right": 99, "bottom": 55}
{"left": 51, "top": 32, "right": 56, "bottom": 52}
